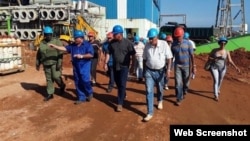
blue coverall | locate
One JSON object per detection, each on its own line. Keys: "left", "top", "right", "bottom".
{"left": 66, "top": 41, "right": 94, "bottom": 101}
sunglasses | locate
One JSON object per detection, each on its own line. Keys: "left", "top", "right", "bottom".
{"left": 148, "top": 37, "right": 155, "bottom": 40}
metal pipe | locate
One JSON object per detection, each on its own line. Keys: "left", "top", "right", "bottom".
{"left": 17, "top": 0, "right": 22, "bottom": 6}
{"left": 7, "top": 15, "right": 11, "bottom": 35}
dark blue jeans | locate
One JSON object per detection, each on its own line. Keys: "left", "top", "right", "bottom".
{"left": 114, "top": 66, "right": 129, "bottom": 105}
{"left": 107, "top": 65, "right": 115, "bottom": 89}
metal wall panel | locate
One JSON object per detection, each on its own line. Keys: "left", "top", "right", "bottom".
{"left": 88, "top": 0, "right": 117, "bottom": 19}
{"left": 127, "top": 0, "right": 145, "bottom": 19}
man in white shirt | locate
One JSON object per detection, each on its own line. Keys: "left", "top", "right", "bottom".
{"left": 133, "top": 35, "right": 145, "bottom": 82}
{"left": 142, "top": 28, "right": 173, "bottom": 122}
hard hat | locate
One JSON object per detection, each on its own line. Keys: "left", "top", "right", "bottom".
{"left": 166, "top": 35, "right": 173, "bottom": 42}
{"left": 43, "top": 26, "right": 53, "bottom": 34}
{"left": 74, "top": 30, "right": 84, "bottom": 38}
{"left": 88, "top": 31, "right": 95, "bottom": 37}
{"left": 106, "top": 32, "right": 113, "bottom": 38}
{"left": 134, "top": 35, "right": 140, "bottom": 43}
{"left": 218, "top": 36, "right": 228, "bottom": 44}
{"left": 159, "top": 33, "right": 167, "bottom": 40}
{"left": 174, "top": 27, "right": 184, "bottom": 37}
{"left": 183, "top": 32, "right": 190, "bottom": 39}
{"left": 112, "top": 25, "right": 123, "bottom": 34}
{"left": 147, "top": 28, "right": 158, "bottom": 38}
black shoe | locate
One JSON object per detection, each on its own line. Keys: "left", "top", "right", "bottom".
{"left": 86, "top": 94, "right": 93, "bottom": 102}
{"left": 106, "top": 88, "right": 112, "bottom": 93}
{"left": 138, "top": 78, "right": 143, "bottom": 82}
{"left": 43, "top": 94, "right": 54, "bottom": 101}
{"left": 59, "top": 84, "right": 66, "bottom": 95}
{"left": 74, "top": 100, "right": 85, "bottom": 105}
{"left": 91, "top": 82, "right": 96, "bottom": 86}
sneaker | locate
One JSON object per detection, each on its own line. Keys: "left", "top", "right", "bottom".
{"left": 157, "top": 101, "right": 163, "bottom": 110}
{"left": 43, "top": 94, "right": 54, "bottom": 101}
{"left": 116, "top": 105, "right": 123, "bottom": 112}
{"left": 106, "top": 88, "right": 112, "bottom": 93}
{"left": 86, "top": 94, "right": 93, "bottom": 102}
{"left": 143, "top": 114, "right": 153, "bottom": 122}
{"left": 214, "top": 96, "right": 219, "bottom": 101}
{"left": 164, "top": 85, "right": 169, "bottom": 90}
{"left": 175, "top": 100, "right": 181, "bottom": 106}
{"left": 74, "top": 100, "right": 85, "bottom": 105}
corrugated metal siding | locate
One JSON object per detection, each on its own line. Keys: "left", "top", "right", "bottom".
{"left": 117, "top": 0, "right": 127, "bottom": 19}
{"left": 88, "top": 0, "right": 117, "bottom": 19}
{"left": 144, "top": 0, "right": 154, "bottom": 22}
{"left": 127, "top": 0, "right": 145, "bottom": 19}
{"left": 153, "top": 5, "right": 159, "bottom": 25}
{"left": 88, "top": 0, "right": 159, "bottom": 25}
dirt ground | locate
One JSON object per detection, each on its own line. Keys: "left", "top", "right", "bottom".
{"left": 0, "top": 46, "right": 250, "bottom": 141}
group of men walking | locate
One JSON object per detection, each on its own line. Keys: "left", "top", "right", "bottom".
{"left": 35, "top": 25, "right": 197, "bottom": 122}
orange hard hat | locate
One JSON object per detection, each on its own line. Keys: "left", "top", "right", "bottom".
{"left": 106, "top": 32, "right": 113, "bottom": 38}
{"left": 88, "top": 31, "right": 96, "bottom": 37}
{"left": 174, "top": 27, "right": 184, "bottom": 37}
{"left": 166, "top": 35, "right": 173, "bottom": 42}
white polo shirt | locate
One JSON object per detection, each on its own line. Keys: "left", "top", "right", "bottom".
{"left": 143, "top": 39, "right": 173, "bottom": 70}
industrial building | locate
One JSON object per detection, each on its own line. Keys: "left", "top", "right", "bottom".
{"left": 88, "top": 0, "right": 160, "bottom": 39}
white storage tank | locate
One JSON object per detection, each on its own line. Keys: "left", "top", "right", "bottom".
{"left": 244, "top": 24, "right": 248, "bottom": 34}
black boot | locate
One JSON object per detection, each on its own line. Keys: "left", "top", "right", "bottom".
{"left": 44, "top": 94, "right": 54, "bottom": 101}
{"left": 59, "top": 84, "right": 66, "bottom": 95}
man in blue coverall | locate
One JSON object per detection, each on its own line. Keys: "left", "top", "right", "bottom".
{"left": 49, "top": 30, "right": 94, "bottom": 105}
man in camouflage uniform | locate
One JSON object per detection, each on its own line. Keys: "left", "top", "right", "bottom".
{"left": 36, "top": 26, "right": 66, "bottom": 101}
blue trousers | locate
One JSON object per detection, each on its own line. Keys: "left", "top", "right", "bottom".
{"left": 73, "top": 66, "right": 93, "bottom": 101}
{"left": 174, "top": 66, "right": 190, "bottom": 101}
{"left": 107, "top": 65, "right": 115, "bottom": 89}
{"left": 114, "top": 66, "right": 129, "bottom": 105}
{"left": 144, "top": 67, "right": 165, "bottom": 115}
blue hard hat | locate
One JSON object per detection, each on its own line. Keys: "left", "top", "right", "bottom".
{"left": 159, "top": 33, "right": 166, "bottom": 40}
{"left": 134, "top": 35, "right": 140, "bottom": 43}
{"left": 183, "top": 32, "right": 190, "bottom": 39}
{"left": 218, "top": 36, "right": 228, "bottom": 43}
{"left": 74, "top": 30, "right": 85, "bottom": 38}
{"left": 147, "top": 28, "right": 158, "bottom": 38}
{"left": 43, "top": 26, "right": 53, "bottom": 34}
{"left": 112, "top": 25, "right": 123, "bottom": 34}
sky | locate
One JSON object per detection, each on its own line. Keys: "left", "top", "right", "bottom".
{"left": 160, "top": 0, "right": 250, "bottom": 33}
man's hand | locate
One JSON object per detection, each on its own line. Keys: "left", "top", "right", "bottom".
{"left": 56, "top": 64, "right": 62, "bottom": 71}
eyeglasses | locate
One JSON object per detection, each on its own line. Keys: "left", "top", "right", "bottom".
{"left": 148, "top": 37, "right": 155, "bottom": 40}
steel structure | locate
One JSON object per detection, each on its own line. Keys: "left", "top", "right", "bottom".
{"left": 215, "top": 0, "right": 245, "bottom": 37}
{"left": 0, "top": 0, "right": 103, "bottom": 40}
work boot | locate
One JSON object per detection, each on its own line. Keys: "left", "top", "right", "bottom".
{"left": 59, "top": 84, "right": 66, "bottom": 95}
{"left": 43, "top": 94, "right": 54, "bottom": 101}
